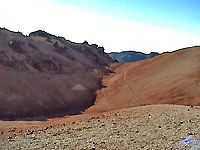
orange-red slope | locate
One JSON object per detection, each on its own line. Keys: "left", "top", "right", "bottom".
{"left": 87, "top": 47, "right": 200, "bottom": 113}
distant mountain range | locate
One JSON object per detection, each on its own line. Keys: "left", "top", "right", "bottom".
{"left": 108, "top": 51, "right": 159, "bottom": 62}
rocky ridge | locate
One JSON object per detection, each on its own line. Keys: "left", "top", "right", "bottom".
{"left": 0, "top": 28, "right": 113, "bottom": 120}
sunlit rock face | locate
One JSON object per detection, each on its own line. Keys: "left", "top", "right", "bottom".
{"left": 0, "top": 28, "right": 113, "bottom": 120}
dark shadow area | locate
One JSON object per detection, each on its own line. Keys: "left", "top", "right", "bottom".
{"left": 0, "top": 65, "right": 115, "bottom": 121}
{"left": 44, "top": 66, "right": 115, "bottom": 120}
{"left": 16, "top": 116, "right": 48, "bottom": 121}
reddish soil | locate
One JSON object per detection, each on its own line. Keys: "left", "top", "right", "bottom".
{"left": 1, "top": 46, "right": 200, "bottom": 141}
{"left": 87, "top": 46, "right": 200, "bottom": 113}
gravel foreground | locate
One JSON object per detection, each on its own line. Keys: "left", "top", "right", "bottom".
{"left": 1, "top": 105, "right": 200, "bottom": 150}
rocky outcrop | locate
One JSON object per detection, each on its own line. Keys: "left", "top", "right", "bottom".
{"left": 0, "top": 28, "right": 113, "bottom": 120}
{"left": 29, "top": 30, "right": 56, "bottom": 39}
{"left": 9, "top": 40, "right": 26, "bottom": 54}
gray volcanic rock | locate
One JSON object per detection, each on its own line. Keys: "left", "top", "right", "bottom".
{"left": 109, "top": 51, "right": 159, "bottom": 62}
{"left": 0, "top": 28, "right": 113, "bottom": 120}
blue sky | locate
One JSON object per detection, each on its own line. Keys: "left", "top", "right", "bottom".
{"left": 1, "top": 0, "right": 200, "bottom": 53}
{"left": 61, "top": 0, "right": 200, "bottom": 35}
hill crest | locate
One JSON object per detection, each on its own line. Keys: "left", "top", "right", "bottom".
{"left": 0, "top": 28, "right": 113, "bottom": 120}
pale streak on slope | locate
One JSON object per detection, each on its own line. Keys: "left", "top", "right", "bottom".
{"left": 121, "top": 71, "right": 144, "bottom": 103}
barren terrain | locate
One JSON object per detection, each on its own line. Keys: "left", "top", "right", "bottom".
{"left": 1, "top": 105, "right": 200, "bottom": 149}
{"left": 87, "top": 46, "right": 200, "bottom": 113}
{"left": 0, "top": 28, "right": 200, "bottom": 149}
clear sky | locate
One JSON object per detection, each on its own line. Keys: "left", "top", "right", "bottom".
{"left": 1, "top": 0, "right": 200, "bottom": 53}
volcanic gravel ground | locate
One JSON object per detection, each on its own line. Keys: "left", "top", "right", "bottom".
{"left": 1, "top": 105, "right": 200, "bottom": 149}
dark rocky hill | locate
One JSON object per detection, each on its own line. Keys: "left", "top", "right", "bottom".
{"left": 0, "top": 28, "right": 113, "bottom": 120}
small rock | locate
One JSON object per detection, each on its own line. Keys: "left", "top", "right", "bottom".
{"left": 135, "top": 130, "right": 139, "bottom": 133}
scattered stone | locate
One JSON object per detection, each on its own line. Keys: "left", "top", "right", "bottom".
{"left": 1, "top": 105, "right": 200, "bottom": 149}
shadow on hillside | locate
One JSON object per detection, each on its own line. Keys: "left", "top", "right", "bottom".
{"left": 0, "top": 67, "right": 115, "bottom": 121}
{"left": 0, "top": 93, "right": 98, "bottom": 121}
